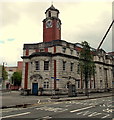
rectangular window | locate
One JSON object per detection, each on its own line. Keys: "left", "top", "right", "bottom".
{"left": 47, "top": 82, "right": 49, "bottom": 88}
{"left": 40, "top": 49, "right": 44, "bottom": 52}
{"left": 71, "top": 63, "right": 74, "bottom": 71}
{"left": 44, "top": 82, "right": 49, "bottom": 88}
{"left": 99, "top": 67, "right": 102, "bottom": 73}
{"left": 44, "top": 82, "right": 46, "bottom": 88}
{"left": 77, "top": 64, "right": 80, "bottom": 74}
{"left": 44, "top": 61, "right": 49, "bottom": 70}
{"left": 35, "top": 61, "right": 40, "bottom": 70}
{"left": 62, "top": 47, "right": 66, "bottom": 53}
{"left": 77, "top": 81, "right": 80, "bottom": 88}
{"left": 70, "top": 49, "right": 73, "bottom": 55}
{"left": 63, "top": 61, "right": 66, "bottom": 71}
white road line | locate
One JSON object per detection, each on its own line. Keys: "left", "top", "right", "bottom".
{"left": 103, "top": 104, "right": 106, "bottom": 107}
{"left": 65, "top": 105, "right": 71, "bottom": 107}
{"left": 88, "top": 112, "right": 102, "bottom": 117}
{"left": 43, "top": 116, "right": 52, "bottom": 119}
{"left": 108, "top": 105, "right": 112, "bottom": 107}
{"left": 2, "top": 112, "right": 30, "bottom": 118}
{"left": 83, "top": 111, "right": 90, "bottom": 116}
{"left": 48, "top": 100, "right": 51, "bottom": 102}
{"left": 83, "top": 103, "right": 88, "bottom": 105}
{"left": 77, "top": 112, "right": 83, "bottom": 115}
{"left": 101, "top": 114, "right": 110, "bottom": 119}
{"left": 2, "top": 108, "right": 28, "bottom": 113}
{"left": 88, "top": 112, "right": 97, "bottom": 117}
{"left": 37, "top": 100, "right": 40, "bottom": 103}
{"left": 70, "top": 106, "right": 94, "bottom": 113}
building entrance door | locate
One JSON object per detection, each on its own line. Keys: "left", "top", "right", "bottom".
{"left": 68, "top": 84, "right": 77, "bottom": 97}
{"left": 32, "top": 83, "right": 38, "bottom": 95}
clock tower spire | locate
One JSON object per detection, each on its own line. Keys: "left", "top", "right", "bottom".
{"left": 43, "top": 5, "right": 61, "bottom": 42}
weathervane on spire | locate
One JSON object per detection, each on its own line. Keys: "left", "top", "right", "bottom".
{"left": 51, "top": 1, "right": 53, "bottom": 6}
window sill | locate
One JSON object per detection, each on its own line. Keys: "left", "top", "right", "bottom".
{"left": 44, "top": 70, "right": 49, "bottom": 71}
{"left": 34, "top": 70, "right": 40, "bottom": 72}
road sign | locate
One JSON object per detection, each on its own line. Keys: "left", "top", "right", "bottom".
{"left": 51, "top": 77, "right": 60, "bottom": 81}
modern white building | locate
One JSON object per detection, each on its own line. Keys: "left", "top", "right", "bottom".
{"left": 21, "top": 5, "right": 113, "bottom": 95}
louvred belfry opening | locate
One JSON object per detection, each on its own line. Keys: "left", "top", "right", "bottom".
{"left": 43, "top": 4, "right": 61, "bottom": 42}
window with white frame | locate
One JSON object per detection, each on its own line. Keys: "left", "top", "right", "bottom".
{"left": 35, "top": 61, "right": 40, "bottom": 70}
{"left": 44, "top": 81, "right": 49, "bottom": 88}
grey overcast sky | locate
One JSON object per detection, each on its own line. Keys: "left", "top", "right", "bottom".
{"left": 0, "top": 0, "right": 113, "bottom": 66}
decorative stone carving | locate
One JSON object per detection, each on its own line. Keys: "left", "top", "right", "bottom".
{"left": 30, "top": 74, "right": 43, "bottom": 80}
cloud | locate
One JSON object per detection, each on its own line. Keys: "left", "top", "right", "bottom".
{"left": 1, "top": 3, "right": 21, "bottom": 27}
{"left": 7, "top": 38, "right": 15, "bottom": 41}
{"left": 0, "top": 40, "right": 4, "bottom": 44}
{"left": 60, "top": 1, "right": 112, "bottom": 50}
{"left": 0, "top": 1, "right": 112, "bottom": 66}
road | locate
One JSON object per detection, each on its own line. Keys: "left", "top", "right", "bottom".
{"left": 1, "top": 96, "right": 112, "bottom": 120}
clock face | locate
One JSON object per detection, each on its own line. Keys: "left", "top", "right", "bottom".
{"left": 56, "top": 21, "right": 61, "bottom": 29}
{"left": 46, "top": 20, "right": 52, "bottom": 28}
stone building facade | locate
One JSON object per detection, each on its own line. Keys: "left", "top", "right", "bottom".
{"left": 21, "top": 5, "right": 113, "bottom": 95}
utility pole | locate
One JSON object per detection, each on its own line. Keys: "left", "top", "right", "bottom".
{"left": 96, "top": 20, "right": 114, "bottom": 92}
{"left": 97, "top": 20, "right": 114, "bottom": 51}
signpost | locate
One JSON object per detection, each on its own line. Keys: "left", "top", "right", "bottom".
{"left": 51, "top": 77, "right": 60, "bottom": 98}
{"left": 51, "top": 77, "right": 60, "bottom": 81}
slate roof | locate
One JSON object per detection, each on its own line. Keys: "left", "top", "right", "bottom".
{"left": 45, "top": 5, "right": 59, "bottom": 13}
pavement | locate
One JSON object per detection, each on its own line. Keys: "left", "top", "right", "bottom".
{"left": 1, "top": 90, "right": 113, "bottom": 109}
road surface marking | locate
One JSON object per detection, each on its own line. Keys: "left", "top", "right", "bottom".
{"left": 42, "top": 116, "right": 52, "bottom": 119}
{"left": 77, "top": 112, "right": 83, "bottom": 115}
{"left": 70, "top": 106, "right": 93, "bottom": 113}
{"left": 2, "top": 108, "right": 27, "bottom": 113}
{"left": 2, "top": 112, "right": 30, "bottom": 118}
{"left": 48, "top": 100, "right": 51, "bottom": 102}
{"left": 65, "top": 105, "right": 71, "bottom": 107}
{"left": 103, "top": 104, "right": 106, "bottom": 107}
{"left": 103, "top": 108, "right": 112, "bottom": 113}
{"left": 83, "top": 111, "right": 91, "bottom": 116}
{"left": 88, "top": 112, "right": 97, "bottom": 117}
{"left": 77, "top": 111, "right": 91, "bottom": 116}
{"left": 83, "top": 103, "right": 88, "bottom": 105}
{"left": 107, "top": 108, "right": 112, "bottom": 113}
{"left": 107, "top": 104, "right": 112, "bottom": 107}
{"left": 88, "top": 112, "right": 102, "bottom": 117}
{"left": 54, "top": 102, "right": 60, "bottom": 104}
{"left": 36, "top": 107, "right": 67, "bottom": 112}
{"left": 101, "top": 114, "right": 110, "bottom": 119}
{"left": 37, "top": 100, "right": 40, "bottom": 103}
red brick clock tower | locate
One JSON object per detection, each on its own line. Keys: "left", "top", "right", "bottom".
{"left": 43, "top": 5, "right": 61, "bottom": 42}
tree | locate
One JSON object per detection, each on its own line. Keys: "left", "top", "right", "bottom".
{"left": 2, "top": 64, "right": 8, "bottom": 88}
{"left": 12, "top": 71, "right": 22, "bottom": 86}
{"left": 79, "top": 41, "right": 95, "bottom": 96}
{"left": 2, "top": 65, "right": 8, "bottom": 81}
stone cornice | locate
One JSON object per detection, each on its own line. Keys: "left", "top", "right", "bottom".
{"left": 21, "top": 52, "right": 114, "bottom": 67}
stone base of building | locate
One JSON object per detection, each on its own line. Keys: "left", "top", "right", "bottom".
{"left": 20, "top": 88, "right": 112, "bottom": 96}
